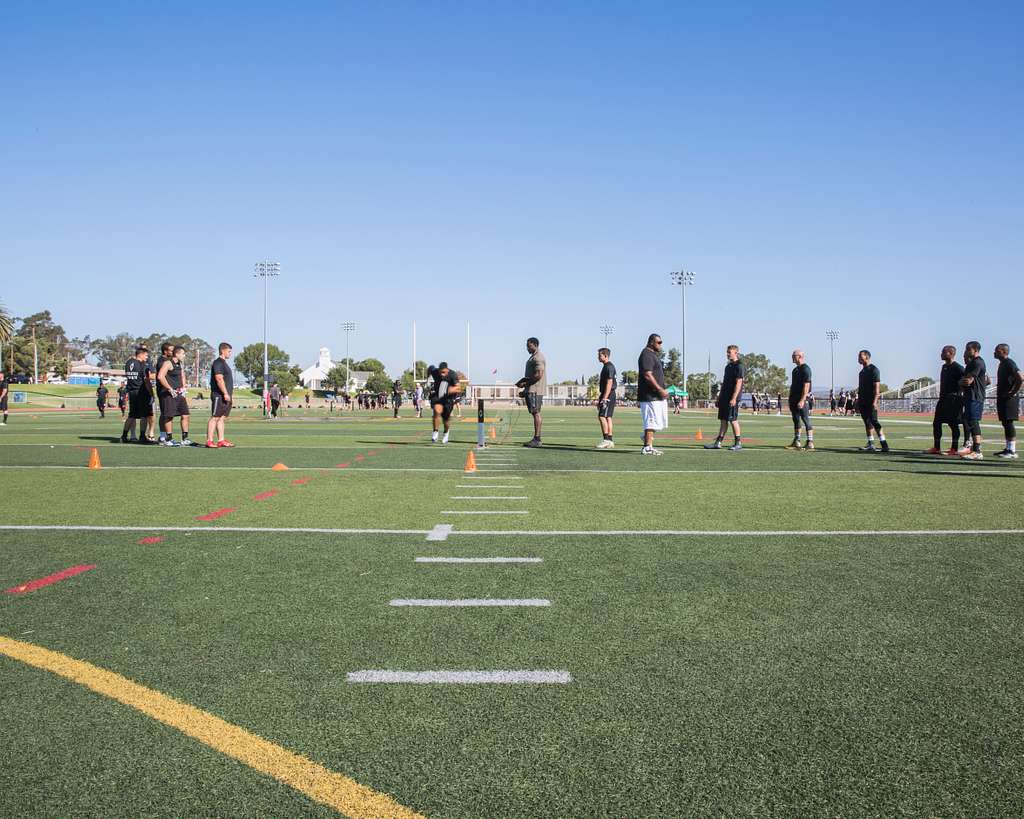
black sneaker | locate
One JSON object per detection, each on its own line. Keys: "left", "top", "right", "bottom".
{"left": 880, "top": 441, "right": 890, "bottom": 453}
{"left": 523, "top": 438, "right": 542, "bottom": 448}
{"left": 120, "top": 434, "right": 129, "bottom": 444}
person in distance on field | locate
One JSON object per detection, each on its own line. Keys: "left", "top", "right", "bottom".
{"left": 207, "top": 342, "right": 235, "bottom": 448}
{"left": 638, "top": 333, "right": 669, "bottom": 455}
{"left": 958, "top": 341, "right": 987, "bottom": 460}
{"left": 856, "top": 350, "right": 889, "bottom": 453}
{"left": 428, "top": 362, "right": 460, "bottom": 444}
{"left": 785, "top": 349, "right": 814, "bottom": 451}
{"left": 269, "top": 382, "right": 281, "bottom": 418}
{"left": 516, "top": 337, "right": 547, "bottom": 447}
{"left": 0, "top": 371, "right": 8, "bottom": 426}
{"left": 595, "top": 347, "right": 617, "bottom": 449}
{"left": 706, "top": 345, "right": 744, "bottom": 451}
{"left": 992, "top": 343, "right": 1020, "bottom": 459}
{"left": 392, "top": 378, "right": 404, "bottom": 419}
{"left": 925, "top": 345, "right": 963, "bottom": 455}
{"left": 95, "top": 382, "right": 108, "bottom": 418}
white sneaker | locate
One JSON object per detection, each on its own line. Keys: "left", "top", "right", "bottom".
{"left": 431, "top": 432, "right": 439, "bottom": 443}
{"left": 596, "top": 440, "right": 614, "bottom": 449}
{"left": 442, "top": 433, "right": 449, "bottom": 444}
{"left": 180, "top": 438, "right": 196, "bottom": 447}
{"left": 641, "top": 446, "right": 663, "bottom": 456}
{"left": 0, "top": 422, "right": 6, "bottom": 426}
{"left": 995, "top": 450, "right": 1018, "bottom": 459}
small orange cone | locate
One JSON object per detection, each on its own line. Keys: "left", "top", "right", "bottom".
{"left": 695, "top": 427, "right": 703, "bottom": 441}
{"left": 464, "top": 450, "right": 477, "bottom": 473}
{"left": 271, "top": 463, "right": 289, "bottom": 471}
{"left": 489, "top": 426, "right": 497, "bottom": 440}
{"left": 87, "top": 448, "right": 101, "bottom": 470}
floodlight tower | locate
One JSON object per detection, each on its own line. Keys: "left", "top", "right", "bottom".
{"left": 253, "top": 261, "right": 280, "bottom": 416}
{"left": 826, "top": 329, "right": 840, "bottom": 396}
{"left": 341, "top": 322, "right": 357, "bottom": 393}
{"left": 669, "top": 270, "right": 696, "bottom": 405}
{"left": 600, "top": 325, "right": 614, "bottom": 347}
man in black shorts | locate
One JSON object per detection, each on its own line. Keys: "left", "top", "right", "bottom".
{"left": 856, "top": 350, "right": 889, "bottom": 453}
{"left": 154, "top": 342, "right": 174, "bottom": 443}
{"left": 0, "top": 371, "right": 8, "bottom": 426}
{"left": 428, "top": 362, "right": 460, "bottom": 444}
{"left": 596, "top": 347, "right": 617, "bottom": 449}
{"left": 95, "top": 383, "right": 108, "bottom": 418}
{"left": 706, "top": 345, "right": 745, "bottom": 451}
{"left": 925, "top": 345, "right": 963, "bottom": 455}
{"left": 392, "top": 379, "right": 404, "bottom": 419}
{"left": 993, "top": 343, "right": 1021, "bottom": 459}
{"left": 117, "top": 383, "right": 128, "bottom": 418}
{"left": 959, "top": 341, "right": 987, "bottom": 460}
{"left": 517, "top": 337, "right": 546, "bottom": 447}
{"left": 785, "top": 349, "right": 814, "bottom": 451}
{"left": 157, "top": 345, "right": 195, "bottom": 446}
{"left": 121, "top": 347, "right": 155, "bottom": 443}
{"left": 207, "top": 342, "right": 235, "bottom": 448}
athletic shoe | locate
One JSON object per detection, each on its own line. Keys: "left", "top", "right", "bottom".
{"left": 217, "top": 440, "right": 235, "bottom": 448}
{"left": 523, "top": 438, "right": 542, "bottom": 448}
{"left": 596, "top": 440, "right": 614, "bottom": 449}
{"left": 180, "top": 438, "right": 197, "bottom": 447}
{"left": 165, "top": 440, "right": 182, "bottom": 447}
{"left": 0, "top": 422, "right": 6, "bottom": 426}
{"left": 728, "top": 443, "right": 743, "bottom": 451}
{"left": 803, "top": 441, "right": 814, "bottom": 451}
{"left": 859, "top": 443, "right": 877, "bottom": 452}
{"left": 956, "top": 447, "right": 972, "bottom": 456}
{"left": 640, "top": 446, "right": 663, "bottom": 455}
{"left": 784, "top": 439, "right": 802, "bottom": 450}
{"left": 704, "top": 440, "right": 722, "bottom": 449}
{"left": 159, "top": 438, "right": 175, "bottom": 446}
{"left": 442, "top": 433, "right": 449, "bottom": 444}
{"left": 923, "top": 446, "right": 942, "bottom": 455}
{"left": 205, "top": 440, "right": 218, "bottom": 448}
{"left": 880, "top": 441, "right": 890, "bottom": 453}
{"left": 138, "top": 438, "right": 157, "bottom": 445}
{"left": 944, "top": 448, "right": 959, "bottom": 456}
{"left": 120, "top": 434, "right": 129, "bottom": 443}
{"left": 961, "top": 450, "right": 983, "bottom": 460}
{"left": 995, "top": 450, "right": 1018, "bottom": 459}
{"left": 431, "top": 432, "right": 439, "bottom": 443}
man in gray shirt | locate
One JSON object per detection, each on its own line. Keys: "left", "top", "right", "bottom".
{"left": 516, "top": 337, "right": 547, "bottom": 447}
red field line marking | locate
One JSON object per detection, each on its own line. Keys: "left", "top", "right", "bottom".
{"left": 354, "top": 455, "right": 365, "bottom": 461}
{"left": 6, "top": 564, "right": 97, "bottom": 594}
{"left": 253, "top": 490, "right": 279, "bottom": 501}
{"left": 138, "top": 536, "right": 163, "bottom": 545}
{"left": 291, "top": 478, "right": 311, "bottom": 486}
{"left": 196, "top": 508, "right": 236, "bottom": 522}
{"left": 336, "top": 463, "right": 350, "bottom": 468}
{"left": 367, "top": 450, "right": 379, "bottom": 457}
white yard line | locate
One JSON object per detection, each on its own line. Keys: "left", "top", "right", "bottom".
{"left": 449, "top": 496, "right": 529, "bottom": 500}
{"left": 389, "top": 598, "right": 550, "bottom": 607}
{"left": 440, "top": 510, "right": 530, "bottom": 516}
{"left": 414, "top": 557, "right": 542, "bottom": 564}
{"left": 346, "top": 670, "right": 571, "bottom": 684}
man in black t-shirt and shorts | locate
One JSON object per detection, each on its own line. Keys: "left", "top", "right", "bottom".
{"left": 785, "top": 349, "right": 814, "bottom": 451}
{"left": 856, "top": 350, "right": 889, "bottom": 453}
{"left": 706, "top": 345, "right": 745, "bottom": 451}
{"left": 925, "top": 345, "right": 964, "bottom": 455}
{"left": 157, "top": 345, "right": 194, "bottom": 446}
{"left": 596, "top": 347, "right": 617, "bottom": 449}
{"left": 638, "top": 334, "right": 669, "bottom": 455}
{"left": 121, "top": 346, "right": 156, "bottom": 444}
{"left": 428, "top": 363, "right": 460, "bottom": 444}
{"left": 96, "top": 383, "right": 108, "bottom": 418}
{"left": 959, "top": 341, "right": 987, "bottom": 460}
{"left": 993, "top": 343, "right": 1021, "bottom": 459}
{"left": 207, "top": 342, "right": 235, "bottom": 449}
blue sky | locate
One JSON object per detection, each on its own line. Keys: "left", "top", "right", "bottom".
{"left": 3, "top": 1, "right": 1021, "bottom": 388}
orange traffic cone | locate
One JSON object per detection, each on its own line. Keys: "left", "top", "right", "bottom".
{"left": 271, "top": 463, "right": 289, "bottom": 471}
{"left": 695, "top": 427, "right": 703, "bottom": 441}
{"left": 489, "top": 426, "right": 497, "bottom": 440}
{"left": 464, "top": 450, "right": 477, "bottom": 473}
{"left": 87, "top": 448, "right": 101, "bottom": 470}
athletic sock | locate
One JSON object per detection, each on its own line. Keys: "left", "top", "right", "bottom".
{"left": 734, "top": 436, "right": 741, "bottom": 445}
{"left": 878, "top": 432, "right": 886, "bottom": 442}
{"left": 716, "top": 436, "right": 724, "bottom": 443}
{"left": 933, "top": 421, "right": 943, "bottom": 449}
{"left": 1009, "top": 441, "right": 1017, "bottom": 453}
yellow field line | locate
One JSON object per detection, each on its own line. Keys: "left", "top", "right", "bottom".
{"left": 0, "top": 635, "right": 424, "bottom": 819}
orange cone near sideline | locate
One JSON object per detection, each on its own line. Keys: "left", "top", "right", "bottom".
{"left": 489, "top": 426, "right": 497, "bottom": 440}
{"left": 271, "top": 463, "right": 289, "bottom": 471}
{"left": 87, "top": 448, "right": 101, "bottom": 470}
{"left": 464, "top": 450, "right": 477, "bottom": 473}
{"left": 695, "top": 427, "right": 703, "bottom": 441}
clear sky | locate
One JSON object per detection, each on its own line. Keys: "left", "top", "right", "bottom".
{"left": 3, "top": 1, "right": 1021, "bottom": 389}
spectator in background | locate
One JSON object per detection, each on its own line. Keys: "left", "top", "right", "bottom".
{"left": 96, "top": 383, "right": 108, "bottom": 418}
{"left": 269, "top": 383, "right": 281, "bottom": 418}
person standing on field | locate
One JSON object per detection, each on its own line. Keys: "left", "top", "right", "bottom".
{"left": 925, "top": 345, "right": 963, "bottom": 455}
{"left": 121, "top": 346, "right": 155, "bottom": 444}
{"left": 207, "top": 342, "right": 235, "bottom": 448}
{"left": 0, "top": 371, "right": 8, "bottom": 426}
{"left": 706, "top": 345, "right": 744, "bottom": 451}
{"left": 596, "top": 347, "right": 616, "bottom": 449}
{"left": 856, "top": 350, "right": 889, "bottom": 453}
{"left": 638, "top": 334, "right": 669, "bottom": 455}
{"left": 516, "top": 337, "right": 546, "bottom": 448}
{"left": 785, "top": 349, "right": 814, "bottom": 451}
{"left": 95, "top": 383, "right": 108, "bottom": 418}
{"left": 993, "top": 343, "right": 1021, "bottom": 459}
{"left": 269, "top": 383, "right": 281, "bottom": 418}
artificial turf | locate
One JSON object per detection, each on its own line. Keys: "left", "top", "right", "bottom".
{"left": 1, "top": 406, "right": 1023, "bottom": 816}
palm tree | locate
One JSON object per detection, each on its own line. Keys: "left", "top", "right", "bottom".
{"left": 0, "top": 300, "right": 11, "bottom": 343}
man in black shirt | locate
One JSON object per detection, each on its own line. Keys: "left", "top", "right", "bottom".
{"left": 117, "top": 384, "right": 128, "bottom": 418}
{"left": 0, "top": 371, "right": 8, "bottom": 426}
{"left": 207, "top": 342, "right": 235, "bottom": 448}
{"left": 706, "top": 345, "right": 744, "bottom": 451}
{"left": 926, "top": 345, "right": 964, "bottom": 455}
{"left": 638, "top": 334, "right": 668, "bottom": 455}
{"left": 158, "top": 345, "right": 194, "bottom": 446}
{"left": 785, "top": 349, "right": 814, "bottom": 451}
{"left": 428, "top": 362, "right": 460, "bottom": 444}
{"left": 95, "top": 384, "right": 108, "bottom": 418}
{"left": 392, "top": 379, "right": 403, "bottom": 419}
{"left": 856, "top": 350, "right": 889, "bottom": 453}
{"left": 959, "top": 341, "right": 987, "bottom": 460}
{"left": 121, "top": 347, "right": 155, "bottom": 444}
{"left": 596, "top": 348, "right": 617, "bottom": 449}
{"left": 154, "top": 342, "right": 173, "bottom": 443}
{"left": 993, "top": 343, "right": 1021, "bottom": 459}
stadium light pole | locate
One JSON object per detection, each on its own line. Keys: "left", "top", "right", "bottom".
{"left": 669, "top": 270, "right": 695, "bottom": 406}
{"left": 341, "top": 322, "right": 357, "bottom": 393}
{"left": 826, "top": 329, "right": 840, "bottom": 396}
{"left": 600, "top": 324, "right": 614, "bottom": 347}
{"left": 254, "top": 261, "right": 280, "bottom": 416}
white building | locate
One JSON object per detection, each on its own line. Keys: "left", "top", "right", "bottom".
{"left": 298, "top": 347, "right": 372, "bottom": 392}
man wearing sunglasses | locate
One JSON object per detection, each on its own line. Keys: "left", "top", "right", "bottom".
{"left": 638, "top": 334, "right": 669, "bottom": 455}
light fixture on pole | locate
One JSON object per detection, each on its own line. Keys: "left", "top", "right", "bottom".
{"left": 669, "top": 270, "right": 696, "bottom": 406}
{"left": 253, "top": 261, "right": 280, "bottom": 417}
{"left": 825, "top": 329, "right": 840, "bottom": 396}
{"left": 599, "top": 325, "right": 614, "bottom": 347}
{"left": 341, "top": 322, "right": 357, "bottom": 393}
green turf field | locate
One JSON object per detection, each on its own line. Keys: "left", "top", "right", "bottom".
{"left": 2, "top": 405, "right": 1023, "bottom": 817}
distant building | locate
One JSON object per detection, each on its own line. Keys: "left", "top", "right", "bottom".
{"left": 298, "top": 347, "right": 371, "bottom": 391}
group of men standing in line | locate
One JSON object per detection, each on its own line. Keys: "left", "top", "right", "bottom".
{"left": 117, "top": 341, "right": 236, "bottom": 449}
